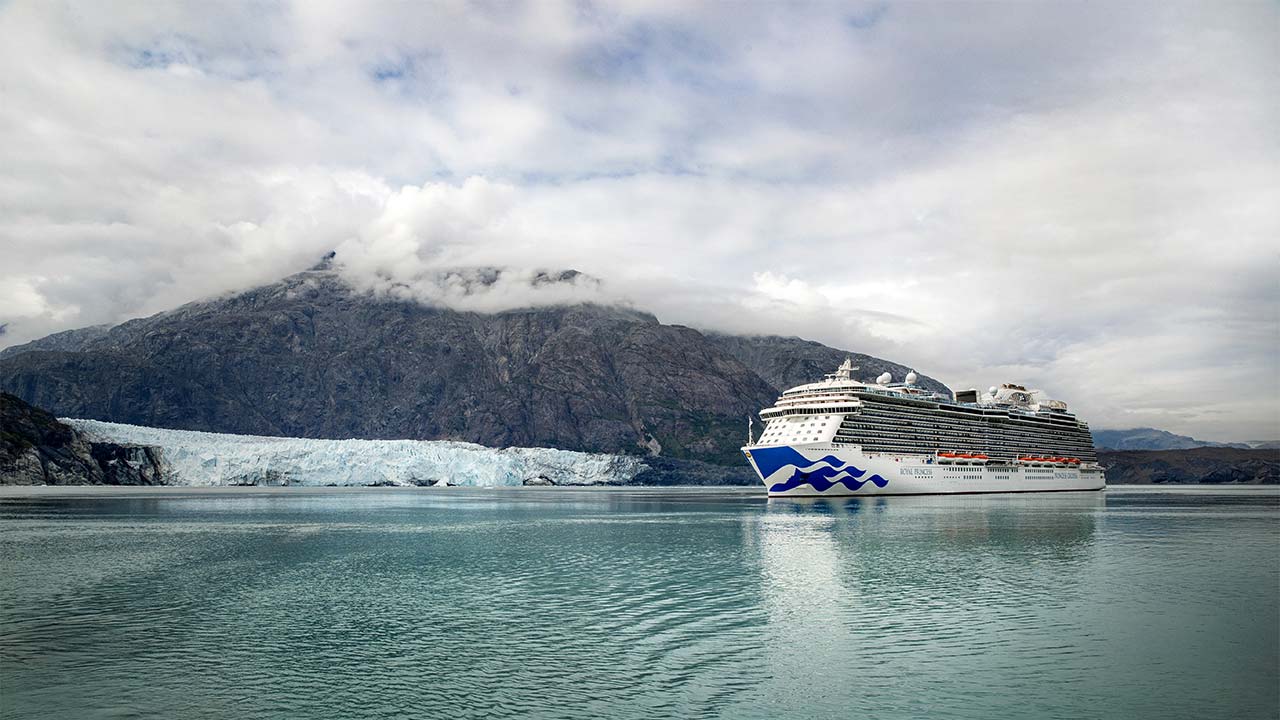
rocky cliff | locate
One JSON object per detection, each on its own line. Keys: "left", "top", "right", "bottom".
{"left": 0, "top": 393, "right": 164, "bottom": 485}
{"left": 1099, "top": 448, "right": 1279, "bottom": 484}
{"left": 0, "top": 265, "right": 946, "bottom": 467}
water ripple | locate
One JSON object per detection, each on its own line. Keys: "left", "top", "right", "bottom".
{"left": 1, "top": 487, "right": 1276, "bottom": 720}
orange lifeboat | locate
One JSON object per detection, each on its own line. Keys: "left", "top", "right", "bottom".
{"left": 939, "top": 452, "right": 957, "bottom": 458}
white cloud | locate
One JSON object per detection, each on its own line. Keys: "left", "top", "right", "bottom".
{"left": 0, "top": 0, "right": 1276, "bottom": 441}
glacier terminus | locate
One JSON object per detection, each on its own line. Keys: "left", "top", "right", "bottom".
{"left": 68, "top": 419, "right": 645, "bottom": 487}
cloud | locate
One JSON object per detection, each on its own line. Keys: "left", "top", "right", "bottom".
{"left": 0, "top": 0, "right": 1276, "bottom": 441}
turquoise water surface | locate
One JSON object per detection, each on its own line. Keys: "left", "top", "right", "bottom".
{"left": 1, "top": 486, "right": 1276, "bottom": 719}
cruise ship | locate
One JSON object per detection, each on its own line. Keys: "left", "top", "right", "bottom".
{"left": 742, "top": 359, "right": 1105, "bottom": 496}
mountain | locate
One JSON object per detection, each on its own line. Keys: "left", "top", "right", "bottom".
{"left": 704, "top": 333, "right": 948, "bottom": 397}
{"left": 1093, "top": 427, "right": 1251, "bottom": 450}
{"left": 0, "top": 324, "right": 113, "bottom": 360}
{"left": 1098, "top": 448, "right": 1279, "bottom": 484}
{"left": 0, "top": 264, "right": 947, "bottom": 468}
{"left": 0, "top": 393, "right": 164, "bottom": 485}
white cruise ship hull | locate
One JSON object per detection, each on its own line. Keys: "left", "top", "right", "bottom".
{"left": 742, "top": 443, "right": 1106, "bottom": 497}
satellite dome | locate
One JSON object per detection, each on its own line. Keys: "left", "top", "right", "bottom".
{"left": 989, "top": 386, "right": 998, "bottom": 395}
{"left": 905, "top": 371, "right": 918, "bottom": 385}
{"left": 877, "top": 372, "right": 892, "bottom": 384}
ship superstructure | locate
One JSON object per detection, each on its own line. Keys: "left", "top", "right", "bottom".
{"left": 742, "top": 359, "right": 1105, "bottom": 496}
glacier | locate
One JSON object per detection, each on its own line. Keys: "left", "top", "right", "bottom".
{"left": 66, "top": 419, "right": 646, "bottom": 487}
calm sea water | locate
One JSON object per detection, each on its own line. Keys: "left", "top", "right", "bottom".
{"left": 1, "top": 486, "right": 1276, "bottom": 720}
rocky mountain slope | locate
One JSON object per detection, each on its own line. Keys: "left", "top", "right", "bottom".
{"left": 0, "top": 393, "right": 164, "bottom": 485}
{"left": 1093, "top": 427, "right": 1251, "bottom": 450}
{"left": 1099, "top": 448, "right": 1279, "bottom": 484}
{"left": 0, "top": 265, "right": 945, "bottom": 467}
{"left": 704, "top": 333, "right": 948, "bottom": 397}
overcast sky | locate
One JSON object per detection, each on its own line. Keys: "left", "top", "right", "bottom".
{"left": 1, "top": 1, "right": 1276, "bottom": 441}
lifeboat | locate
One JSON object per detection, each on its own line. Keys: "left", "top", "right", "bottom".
{"left": 973, "top": 454, "right": 989, "bottom": 460}
{"left": 1067, "top": 458, "right": 1081, "bottom": 464}
{"left": 957, "top": 453, "right": 974, "bottom": 459}
{"left": 939, "top": 452, "right": 957, "bottom": 458}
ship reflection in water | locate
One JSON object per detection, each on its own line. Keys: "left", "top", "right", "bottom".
{"left": 763, "top": 491, "right": 1102, "bottom": 552}
{"left": 750, "top": 492, "right": 1113, "bottom": 716}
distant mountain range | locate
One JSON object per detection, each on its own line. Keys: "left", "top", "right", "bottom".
{"left": 1092, "top": 427, "right": 1254, "bottom": 451}
{"left": 0, "top": 262, "right": 945, "bottom": 469}
{"left": 1098, "top": 448, "right": 1278, "bottom": 485}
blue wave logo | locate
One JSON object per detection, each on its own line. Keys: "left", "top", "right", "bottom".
{"left": 746, "top": 446, "right": 888, "bottom": 494}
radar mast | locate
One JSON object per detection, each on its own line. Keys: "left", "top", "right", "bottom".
{"left": 834, "top": 357, "right": 857, "bottom": 381}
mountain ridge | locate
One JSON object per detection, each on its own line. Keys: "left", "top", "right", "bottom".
{"left": 1093, "top": 427, "right": 1251, "bottom": 451}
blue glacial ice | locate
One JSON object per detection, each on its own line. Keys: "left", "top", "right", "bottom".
{"left": 66, "top": 419, "right": 645, "bottom": 487}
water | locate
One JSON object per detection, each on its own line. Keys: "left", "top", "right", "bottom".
{"left": 1, "top": 486, "right": 1276, "bottom": 720}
